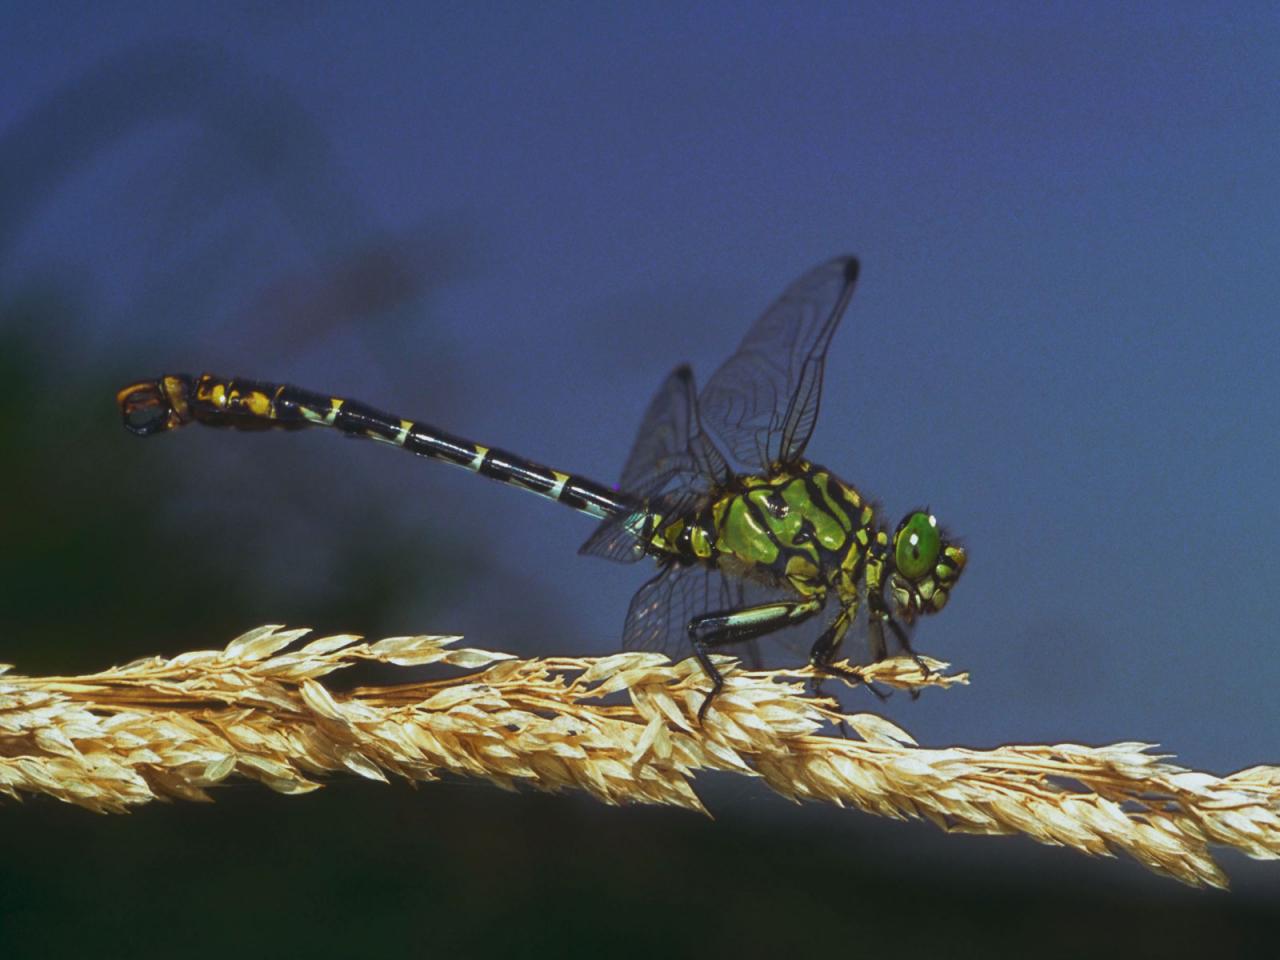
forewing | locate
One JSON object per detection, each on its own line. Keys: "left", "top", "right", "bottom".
{"left": 620, "top": 364, "right": 728, "bottom": 497}
{"left": 579, "top": 365, "right": 728, "bottom": 564}
{"left": 699, "top": 257, "right": 860, "bottom": 470}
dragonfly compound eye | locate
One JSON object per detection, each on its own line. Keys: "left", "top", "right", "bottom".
{"left": 894, "top": 511, "right": 941, "bottom": 581}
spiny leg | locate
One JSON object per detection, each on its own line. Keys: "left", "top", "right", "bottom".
{"left": 687, "top": 597, "right": 824, "bottom": 723}
{"left": 866, "top": 600, "right": 929, "bottom": 701}
{"left": 867, "top": 615, "right": 887, "bottom": 663}
{"left": 866, "top": 588, "right": 930, "bottom": 677}
{"left": 886, "top": 618, "right": 931, "bottom": 699}
{"left": 809, "top": 611, "right": 888, "bottom": 705}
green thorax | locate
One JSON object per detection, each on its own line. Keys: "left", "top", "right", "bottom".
{"left": 647, "top": 461, "right": 877, "bottom": 598}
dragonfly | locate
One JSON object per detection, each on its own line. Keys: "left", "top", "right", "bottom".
{"left": 117, "top": 257, "right": 965, "bottom": 720}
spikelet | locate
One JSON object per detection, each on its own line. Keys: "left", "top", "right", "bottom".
{"left": 2, "top": 626, "right": 1278, "bottom": 890}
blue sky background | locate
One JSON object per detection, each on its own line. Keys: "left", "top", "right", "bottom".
{"left": 3, "top": 1, "right": 1279, "bottom": 910}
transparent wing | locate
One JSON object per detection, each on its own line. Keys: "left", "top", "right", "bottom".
{"left": 620, "top": 560, "right": 816, "bottom": 661}
{"left": 622, "top": 560, "right": 875, "bottom": 666}
{"left": 579, "top": 365, "right": 729, "bottom": 564}
{"left": 620, "top": 364, "right": 729, "bottom": 498}
{"left": 620, "top": 561, "right": 739, "bottom": 658}
{"left": 699, "top": 257, "right": 860, "bottom": 470}
{"left": 578, "top": 489, "right": 699, "bottom": 564}
{"left": 577, "top": 508, "right": 652, "bottom": 564}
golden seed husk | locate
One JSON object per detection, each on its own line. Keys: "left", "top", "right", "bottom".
{"left": 2, "top": 626, "right": 1276, "bottom": 890}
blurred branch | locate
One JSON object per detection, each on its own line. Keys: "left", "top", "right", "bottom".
{"left": 2, "top": 626, "right": 1277, "bottom": 890}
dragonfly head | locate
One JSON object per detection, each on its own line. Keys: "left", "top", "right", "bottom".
{"left": 887, "top": 510, "right": 965, "bottom": 623}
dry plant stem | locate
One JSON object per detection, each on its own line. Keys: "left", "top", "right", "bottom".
{"left": 2, "top": 628, "right": 1278, "bottom": 890}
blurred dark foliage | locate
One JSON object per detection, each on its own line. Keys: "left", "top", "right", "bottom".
{"left": 0, "top": 41, "right": 498, "bottom": 674}
{"left": 0, "top": 299, "right": 481, "bottom": 675}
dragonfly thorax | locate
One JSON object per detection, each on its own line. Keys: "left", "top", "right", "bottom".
{"left": 646, "top": 461, "right": 878, "bottom": 602}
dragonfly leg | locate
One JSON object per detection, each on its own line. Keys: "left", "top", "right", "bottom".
{"left": 687, "top": 598, "right": 824, "bottom": 723}
{"left": 866, "top": 587, "right": 930, "bottom": 678}
{"left": 810, "top": 612, "right": 889, "bottom": 703}
{"left": 886, "top": 617, "right": 931, "bottom": 679}
{"left": 863, "top": 600, "right": 927, "bottom": 700}
{"left": 867, "top": 617, "right": 888, "bottom": 663}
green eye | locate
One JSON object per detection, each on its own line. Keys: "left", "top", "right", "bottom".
{"left": 895, "top": 512, "right": 940, "bottom": 580}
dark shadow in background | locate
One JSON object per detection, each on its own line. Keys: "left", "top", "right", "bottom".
{"left": 0, "top": 43, "right": 1272, "bottom": 958}
{"left": 0, "top": 40, "right": 477, "bottom": 361}
{"left": 0, "top": 42, "right": 542, "bottom": 670}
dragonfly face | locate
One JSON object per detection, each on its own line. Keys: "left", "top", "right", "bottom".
{"left": 888, "top": 511, "right": 966, "bottom": 623}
